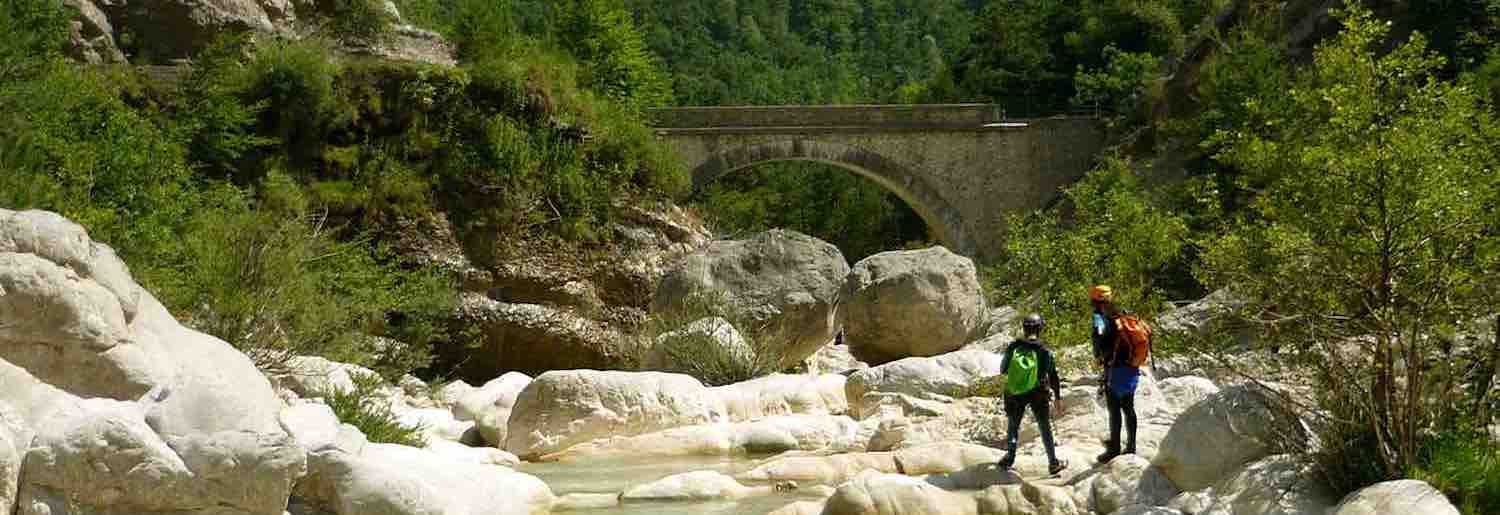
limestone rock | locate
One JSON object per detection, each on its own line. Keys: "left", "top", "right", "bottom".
{"left": 1206, "top": 454, "right": 1333, "bottom": 515}
{"left": 846, "top": 350, "right": 1002, "bottom": 418}
{"left": 1331, "top": 480, "right": 1459, "bottom": 515}
{"left": 504, "top": 370, "right": 726, "bottom": 459}
{"left": 306, "top": 441, "right": 553, "bottom": 515}
{"left": 767, "top": 500, "right": 826, "bottom": 515}
{"left": 1152, "top": 385, "right": 1303, "bottom": 491}
{"left": 823, "top": 471, "right": 978, "bottom": 515}
{"left": 458, "top": 295, "right": 628, "bottom": 375}
{"left": 1, "top": 209, "right": 306, "bottom": 514}
{"left": 976, "top": 482, "right": 1080, "bottom": 515}
{"left": 539, "top": 414, "right": 863, "bottom": 460}
{"left": 645, "top": 317, "right": 755, "bottom": 374}
{"left": 0, "top": 402, "right": 22, "bottom": 515}
{"left": 1089, "top": 455, "right": 1179, "bottom": 514}
{"left": 807, "top": 342, "right": 868, "bottom": 375}
{"left": 278, "top": 356, "right": 377, "bottom": 398}
{"left": 838, "top": 246, "right": 986, "bottom": 365}
{"left": 711, "top": 373, "right": 848, "bottom": 421}
{"left": 450, "top": 372, "right": 531, "bottom": 447}
{"left": 104, "top": 0, "right": 277, "bottom": 61}
{"left": 621, "top": 470, "right": 764, "bottom": 501}
{"left": 652, "top": 229, "right": 849, "bottom": 368}
{"left": 19, "top": 398, "right": 305, "bottom": 515}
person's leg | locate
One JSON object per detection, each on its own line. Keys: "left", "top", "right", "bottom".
{"left": 1031, "top": 392, "right": 1058, "bottom": 465}
{"left": 1001, "top": 394, "right": 1024, "bottom": 466}
{"left": 1121, "top": 390, "right": 1138, "bottom": 454}
{"left": 1099, "top": 389, "right": 1123, "bottom": 463}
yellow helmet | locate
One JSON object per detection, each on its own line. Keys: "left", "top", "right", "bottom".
{"left": 1088, "top": 285, "right": 1113, "bottom": 302}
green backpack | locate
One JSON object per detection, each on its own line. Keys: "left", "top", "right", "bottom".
{"left": 1006, "top": 346, "right": 1041, "bottom": 395}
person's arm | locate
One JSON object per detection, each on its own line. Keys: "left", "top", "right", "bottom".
{"left": 1046, "top": 348, "right": 1062, "bottom": 401}
{"left": 999, "top": 342, "right": 1013, "bottom": 374}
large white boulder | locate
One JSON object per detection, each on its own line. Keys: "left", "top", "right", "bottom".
{"left": 712, "top": 373, "right": 847, "bottom": 421}
{"left": 652, "top": 229, "right": 849, "bottom": 368}
{"left": 976, "top": 482, "right": 1080, "bottom": 515}
{"left": 1331, "top": 480, "right": 1459, "bottom": 515}
{"left": 1089, "top": 455, "right": 1178, "bottom": 514}
{"left": 1205, "top": 454, "right": 1333, "bottom": 515}
{"left": 0, "top": 209, "right": 306, "bottom": 514}
{"left": 0, "top": 402, "right": 23, "bottom": 515}
{"left": 540, "top": 414, "right": 864, "bottom": 460}
{"left": 307, "top": 441, "right": 553, "bottom": 515}
{"left": 19, "top": 398, "right": 305, "bottom": 515}
{"left": 620, "top": 471, "right": 765, "bottom": 501}
{"left": 838, "top": 247, "right": 987, "bottom": 365}
{"left": 451, "top": 372, "right": 531, "bottom": 447}
{"left": 504, "top": 370, "right": 726, "bottom": 459}
{"left": 278, "top": 356, "right": 378, "bottom": 398}
{"left": 823, "top": 470, "right": 978, "bottom": 515}
{"left": 846, "top": 350, "right": 1002, "bottom": 418}
{"left": 1152, "top": 385, "right": 1303, "bottom": 491}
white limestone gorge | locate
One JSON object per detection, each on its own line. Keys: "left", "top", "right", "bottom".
{"left": 0, "top": 209, "right": 1468, "bottom": 515}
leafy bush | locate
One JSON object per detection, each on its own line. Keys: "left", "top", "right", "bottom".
{"left": 167, "top": 174, "right": 454, "bottom": 380}
{"left": 319, "top": 371, "right": 426, "bottom": 447}
{"left": 641, "top": 291, "right": 787, "bottom": 386}
{"left": 1412, "top": 432, "right": 1500, "bottom": 515}
{"left": 987, "top": 155, "right": 1189, "bottom": 349}
{"left": 317, "top": 0, "right": 396, "bottom": 42}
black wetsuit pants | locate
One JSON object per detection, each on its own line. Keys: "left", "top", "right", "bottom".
{"left": 1106, "top": 389, "right": 1137, "bottom": 451}
{"left": 1002, "top": 388, "right": 1058, "bottom": 463}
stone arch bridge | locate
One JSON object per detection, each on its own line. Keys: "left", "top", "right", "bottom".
{"left": 648, "top": 104, "right": 1107, "bottom": 260}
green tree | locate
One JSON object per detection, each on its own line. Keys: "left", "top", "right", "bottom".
{"left": 1198, "top": 4, "right": 1500, "bottom": 491}
{"left": 555, "top": 0, "right": 672, "bottom": 110}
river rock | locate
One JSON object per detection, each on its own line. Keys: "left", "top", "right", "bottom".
{"left": 644, "top": 316, "right": 755, "bottom": 375}
{"left": 807, "top": 342, "right": 867, "bottom": 375}
{"left": 1331, "top": 479, "right": 1459, "bottom": 515}
{"left": 713, "top": 373, "right": 848, "bottom": 421}
{"left": 838, "top": 246, "right": 986, "bottom": 365}
{"left": 541, "top": 414, "right": 863, "bottom": 460}
{"left": 451, "top": 372, "right": 531, "bottom": 447}
{"left": 652, "top": 230, "right": 849, "bottom": 369}
{"left": 767, "top": 500, "right": 826, "bottom": 515}
{"left": 505, "top": 370, "right": 726, "bottom": 459}
{"left": 1152, "top": 384, "right": 1303, "bottom": 491}
{"left": 19, "top": 397, "right": 305, "bottom": 515}
{"left": 278, "top": 356, "right": 378, "bottom": 397}
{"left": 1089, "top": 455, "right": 1179, "bottom": 514}
{"left": 1, "top": 208, "right": 306, "bottom": 514}
{"left": 976, "top": 482, "right": 1080, "bottom": 515}
{"left": 1206, "top": 454, "right": 1333, "bottom": 515}
{"left": 621, "top": 470, "right": 766, "bottom": 501}
{"left": 846, "top": 350, "right": 1002, "bottom": 418}
{"left": 305, "top": 440, "right": 553, "bottom": 515}
{"left": 458, "top": 295, "right": 629, "bottom": 376}
{"left": 0, "top": 402, "right": 23, "bottom": 515}
{"left": 824, "top": 470, "right": 979, "bottom": 515}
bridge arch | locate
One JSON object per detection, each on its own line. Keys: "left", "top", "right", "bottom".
{"left": 687, "top": 139, "right": 975, "bottom": 255}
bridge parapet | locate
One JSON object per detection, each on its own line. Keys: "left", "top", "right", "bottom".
{"left": 649, "top": 104, "right": 1012, "bottom": 129}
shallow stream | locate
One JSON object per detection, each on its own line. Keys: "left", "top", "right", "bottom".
{"left": 518, "top": 454, "right": 831, "bottom": 514}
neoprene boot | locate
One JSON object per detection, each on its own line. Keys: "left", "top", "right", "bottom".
{"left": 998, "top": 451, "right": 1016, "bottom": 469}
{"left": 1048, "top": 459, "right": 1068, "bottom": 476}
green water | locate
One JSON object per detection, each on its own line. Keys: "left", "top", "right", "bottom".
{"left": 519, "top": 454, "right": 831, "bottom": 514}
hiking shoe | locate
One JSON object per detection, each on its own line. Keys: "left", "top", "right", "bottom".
{"left": 998, "top": 452, "right": 1016, "bottom": 469}
{"left": 1123, "top": 445, "right": 1137, "bottom": 455}
{"left": 1048, "top": 460, "right": 1068, "bottom": 476}
{"left": 1096, "top": 449, "right": 1119, "bottom": 464}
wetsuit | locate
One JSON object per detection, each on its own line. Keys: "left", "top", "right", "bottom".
{"left": 999, "top": 338, "right": 1063, "bottom": 463}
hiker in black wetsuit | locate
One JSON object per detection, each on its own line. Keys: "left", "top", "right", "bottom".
{"left": 997, "top": 314, "right": 1067, "bottom": 475}
{"left": 1091, "top": 284, "right": 1139, "bottom": 463}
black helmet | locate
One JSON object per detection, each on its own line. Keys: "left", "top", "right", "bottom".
{"left": 1022, "top": 313, "right": 1045, "bottom": 332}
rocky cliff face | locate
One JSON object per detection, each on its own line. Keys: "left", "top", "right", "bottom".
{"left": 59, "top": 0, "right": 454, "bottom": 65}
{"left": 394, "top": 203, "right": 712, "bottom": 380}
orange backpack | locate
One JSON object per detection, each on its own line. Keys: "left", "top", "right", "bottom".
{"left": 1114, "top": 314, "right": 1153, "bottom": 368}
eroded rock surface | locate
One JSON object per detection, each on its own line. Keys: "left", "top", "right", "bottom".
{"left": 839, "top": 247, "right": 986, "bottom": 365}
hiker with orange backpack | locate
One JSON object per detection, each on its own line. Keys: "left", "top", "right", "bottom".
{"left": 1089, "top": 285, "right": 1152, "bottom": 464}
{"left": 997, "top": 314, "right": 1068, "bottom": 476}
